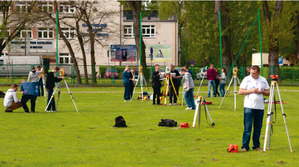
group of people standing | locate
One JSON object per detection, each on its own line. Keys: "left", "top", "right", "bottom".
{"left": 206, "top": 64, "right": 227, "bottom": 97}
{"left": 3, "top": 66, "right": 63, "bottom": 113}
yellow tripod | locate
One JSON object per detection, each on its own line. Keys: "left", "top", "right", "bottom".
{"left": 161, "top": 74, "right": 181, "bottom": 106}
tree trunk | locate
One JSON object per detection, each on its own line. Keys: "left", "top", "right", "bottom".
{"left": 85, "top": 20, "right": 97, "bottom": 84}
{"left": 54, "top": 1, "right": 81, "bottom": 84}
{"left": 263, "top": 1, "right": 283, "bottom": 78}
{"left": 128, "top": 1, "right": 148, "bottom": 81}
{"left": 215, "top": 1, "right": 233, "bottom": 73}
{"left": 296, "top": 12, "right": 299, "bottom": 61}
{"left": 76, "top": 21, "right": 89, "bottom": 84}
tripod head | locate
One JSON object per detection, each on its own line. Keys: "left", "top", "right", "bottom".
{"left": 233, "top": 67, "right": 238, "bottom": 77}
{"left": 270, "top": 75, "right": 279, "bottom": 81}
{"left": 59, "top": 68, "right": 65, "bottom": 77}
{"left": 139, "top": 65, "right": 143, "bottom": 75}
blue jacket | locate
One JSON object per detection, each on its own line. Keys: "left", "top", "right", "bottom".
{"left": 122, "top": 70, "right": 130, "bottom": 84}
{"left": 20, "top": 81, "right": 36, "bottom": 96}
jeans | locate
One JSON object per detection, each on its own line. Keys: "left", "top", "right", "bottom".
{"left": 184, "top": 88, "right": 195, "bottom": 109}
{"left": 207, "top": 80, "right": 216, "bottom": 97}
{"left": 21, "top": 95, "right": 37, "bottom": 112}
{"left": 46, "top": 88, "right": 56, "bottom": 111}
{"left": 153, "top": 87, "right": 161, "bottom": 105}
{"left": 242, "top": 108, "right": 264, "bottom": 150}
{"left": 39, "top": 79, "right": 44, "bottom": 96}
{"left": 219, "top": 83, "right": 226, "bottom": 97}
{"left": 124, "top": 83, "right": 131, "bottom": 100}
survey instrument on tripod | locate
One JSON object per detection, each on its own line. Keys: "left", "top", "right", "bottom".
{"left": 263, "top": 75, "right": 293, "bottom": 152}
{"left": 219, "top": 67, "right": 241, "bottom": 110}
{"left": 131, "top": 65, "right": 150, "bottom": 101}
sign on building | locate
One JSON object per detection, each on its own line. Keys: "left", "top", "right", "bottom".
{"left": 146, "top": 45, "right": 171, "bottom": 62}
{"left": 110, "top": 45, "right": 136, "bottom": 62}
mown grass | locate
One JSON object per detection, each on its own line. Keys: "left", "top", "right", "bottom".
{"left": 0, "top": 85, "right": 298, "bottom": 167}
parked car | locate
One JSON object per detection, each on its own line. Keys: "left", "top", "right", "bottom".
{"left": 196, "top": 68, "right": 207, "bottom": 80}
{"left": 104, "top": 67, "right": 119, "bottom": 79}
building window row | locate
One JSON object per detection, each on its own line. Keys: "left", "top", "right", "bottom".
{"left": 123, "top": 25, "right": 155, "bottom": 38}
{"left": 60, "top": 28, "right": 75, "bottom": 39}
{"left": 13, "top": 1, "right": 75, "bottom": 13}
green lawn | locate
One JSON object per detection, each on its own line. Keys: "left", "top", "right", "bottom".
{"left": 0, "top": 85, "right": 298, "bottom": 167}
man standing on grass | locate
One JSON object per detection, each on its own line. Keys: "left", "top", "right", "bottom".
{"left": 206, "top": 64, "right": 217, "bottom": 98}
{"left": 122, "top": 66, "right": 131, "bottom": 102}
{"left": 181, "top": 68, "right": 195, "bottom": 110}
{"left": 20, "top": 79, "right": 37, "bottom": 113}
{"left": 3, "top": 84, "right": 22, "bottom": 112}
{"left": 239, "top": 66, "right": 270, "bottom": 151}
{"left": 45, "top": 67, "right": 63, "bottom": 112}
{"left": 152, "top": 64, "right": 162, "bottom": 105}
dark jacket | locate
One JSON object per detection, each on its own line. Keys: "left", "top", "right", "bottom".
{"left": 46, "top": 71, "right": 62, "bottom": 89}
{"left": 152, "top": 71, "right": 162, "bottom": 88}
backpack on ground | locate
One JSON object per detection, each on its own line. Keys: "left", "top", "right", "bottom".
{"left": 158, "top": 119, "right": 177, "bottom": 127}
{"left": 113, "top": 116, "right": 127, "bottom": 127}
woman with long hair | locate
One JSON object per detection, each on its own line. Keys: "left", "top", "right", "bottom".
{"left": 219, "top": 68, "right": 227, "bottom": 97}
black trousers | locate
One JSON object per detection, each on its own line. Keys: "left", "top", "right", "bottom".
{"left": 153, "top": 87, "right": 161, "bottom": 105}
{"left": 46, "top": 88, "right": 56, "bottom": 111}
{"left": 169, "top": 84, "right": 180, "bottom": 104}
{"left": 21, "top": 95, "right": 37, "bottom": 112}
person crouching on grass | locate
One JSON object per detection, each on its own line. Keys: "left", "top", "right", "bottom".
{"left": 45, "top": 67, "right": 63, "bottom": 112}
{"left": 3, "top": 84, "right": 22, "bottom": 112}
{"left": 181, "top": 69, "right": 195, "bottom": 110}
{"left": 239, "top": 65, "right": 270, "bottom": 152}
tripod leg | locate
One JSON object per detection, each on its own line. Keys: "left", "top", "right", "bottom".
{"left": 204, "top": 101, "right": 215, "bottom": 128}
{"left": 276, "top": 84, "right": 293, "bottom": 152}
{"left": 44, "top": 84, "right": 59, "bottom": 112}
{"left": 234, "top": 77, "right": 237, "bottom": 111}
{"left": 164, "top": 79, "right": 169, "bottom": 106}
{"left": 131, "top": 75, "right": 139, "bottom": 100}
{"left": 64, "top": 79, "right": 79, "bottom": 113}
{"left": 196, "top": 77, "right": 204, "bottom": 97}
{"left": 263, "top": 84, "right": 275, "bottom": 151}
{"left": 192, "top": 99, "right": 201, "bottom": 128}
{"left": 161, "top": 77, "right": 167, "bottom": 105}
{"left": 170, "top": 77, "right": 180, "bottom": 105}
{"left": 237, "top": 77, "right": 241, "bottom": 85}
{"left": 219, "top": 77, "right": 234, "bottom": 108}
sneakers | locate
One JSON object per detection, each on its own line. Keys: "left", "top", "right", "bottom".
{"left": 173, "top": 103, "right": 177, "bottom": 106}
{"left": 52, "top": 110, "right": 58, "bottom": 112}
{"left": 169, "top": 103, "right": 172, "bottom": 106}
{"left": 254, "top": 148, "right": 262, "bottom": 151}
{"left": 185, "top": 107, "right": 192, "bottom": 110}
{"left": 5, "top": 109, "right": 12, "bottom": 112}
{"left": 241, "top": 148, "right": 247, "bottom": 152}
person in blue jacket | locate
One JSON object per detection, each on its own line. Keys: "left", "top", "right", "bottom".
{"left": 123, "top": 66, "right": 131, "bottom": 102}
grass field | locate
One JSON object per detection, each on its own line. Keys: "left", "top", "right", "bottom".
{"left": 0, "top": 85, "right": 298, "bottom": 167}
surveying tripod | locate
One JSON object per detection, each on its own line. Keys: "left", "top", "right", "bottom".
{"left": 192, "top": 96, "right": 215, "bottom": 128}
{"left": 131, "top": 65, "right": 150, "bottom": 101}
{"left": 44, "top": 68, "right": 79, "bottom": 113}
{"left": 219, "top": 67, "right": 241, "bottom": 111}
{"left": 263, "top": 75, "right": 293, "bottom": 152}
{"left": 161, "top": 70, "right": 181, "bottom": 106}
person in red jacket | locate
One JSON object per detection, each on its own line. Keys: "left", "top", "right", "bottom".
{"left": 206, "top": 64, "right": 217, "bottom": 97}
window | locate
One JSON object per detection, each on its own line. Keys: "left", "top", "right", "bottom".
{"left": 38, "top": 28, "right": 54, "bottom": 39}
{"left": 59, "top": 3, "right": 75, "bottom": 13}
{"left": 16, "top": 29, "right": 32, "bottom": 39}
{"left": 38, "top": 2, "right": 53, "bottom": 12}
{"left": 15, "top": 1, "right": 31, "bottom": 13}
{"left": 0, "top": 60, "right": 3, "bottom": 66}
{"left": 124, "top": 25, "right": 134, "bottom": 38}
{"left": 123, "top": 25, "right": 155, "bottom": 38}
{"left": 60, "top": 28, "right": 75, "bottom": 39}
{"left": 59, "top": 53, "right": 73, "bottom": 64}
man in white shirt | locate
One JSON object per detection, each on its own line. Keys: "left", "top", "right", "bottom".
{"left": 3, "top": 84, "right": 22, "bottom": 112}
{"left": 239, "top": 66, "right": 270, "bottom": 152}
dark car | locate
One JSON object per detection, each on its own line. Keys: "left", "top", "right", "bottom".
{"left": 104, "top": 67, "right": 119, "bottom": 79}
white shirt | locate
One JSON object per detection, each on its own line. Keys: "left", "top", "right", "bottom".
{"left": 240, "top": 75, "right": 269, "bottom": 110}
{"left": 3, "top": 89, "right": 20, "bottom": 108}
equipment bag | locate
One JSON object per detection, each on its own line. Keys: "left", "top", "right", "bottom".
{"left": 227, "top": 144, "right": 238, "bottom": 153}
{"left": 0, "top": 91, "right": 5, "bottom": 98}
{"left": 158, "top": 119, "right": 177, "bottom": 127}
{"left": 113, "top": 116, "right": 127, "bottom": 127}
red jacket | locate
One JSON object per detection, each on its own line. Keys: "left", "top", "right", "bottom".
{"left": 207, "top": 68, "right": 217, "bottom": 80}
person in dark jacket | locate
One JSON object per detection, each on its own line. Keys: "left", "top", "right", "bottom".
{"left": 45, "top": 67, "right": 63, "bottom": 112}
{"left": 123, "top": 66, "right": 131, "bottom": 102}
{"left": 152, "top": 64, "right": 162, "bottom": 105}
{"left": 129, "top": 67, "right": 136, "bottom": 99}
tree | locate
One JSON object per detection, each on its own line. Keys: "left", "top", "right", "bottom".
{"left": 262, "top": 1, "right": 283, "bottom": 76}
{"left": 158, "top": 1, "right": 185, "bottom": 66}
{"left": 126, "top": 1, "right": 149, "bottom": 81}
{"left": 0, "top": 1, "right": 36, "bottom": 54}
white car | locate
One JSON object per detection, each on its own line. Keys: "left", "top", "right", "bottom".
{"left": 196, "top": 68, "right": 207, "bottom": 80}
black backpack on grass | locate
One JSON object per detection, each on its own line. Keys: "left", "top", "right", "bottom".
{"left": 113, "top": 116, "right": 127, "bottom": 127}
{"left": 158, "top": 119, "right": 177, "bottom": 127}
